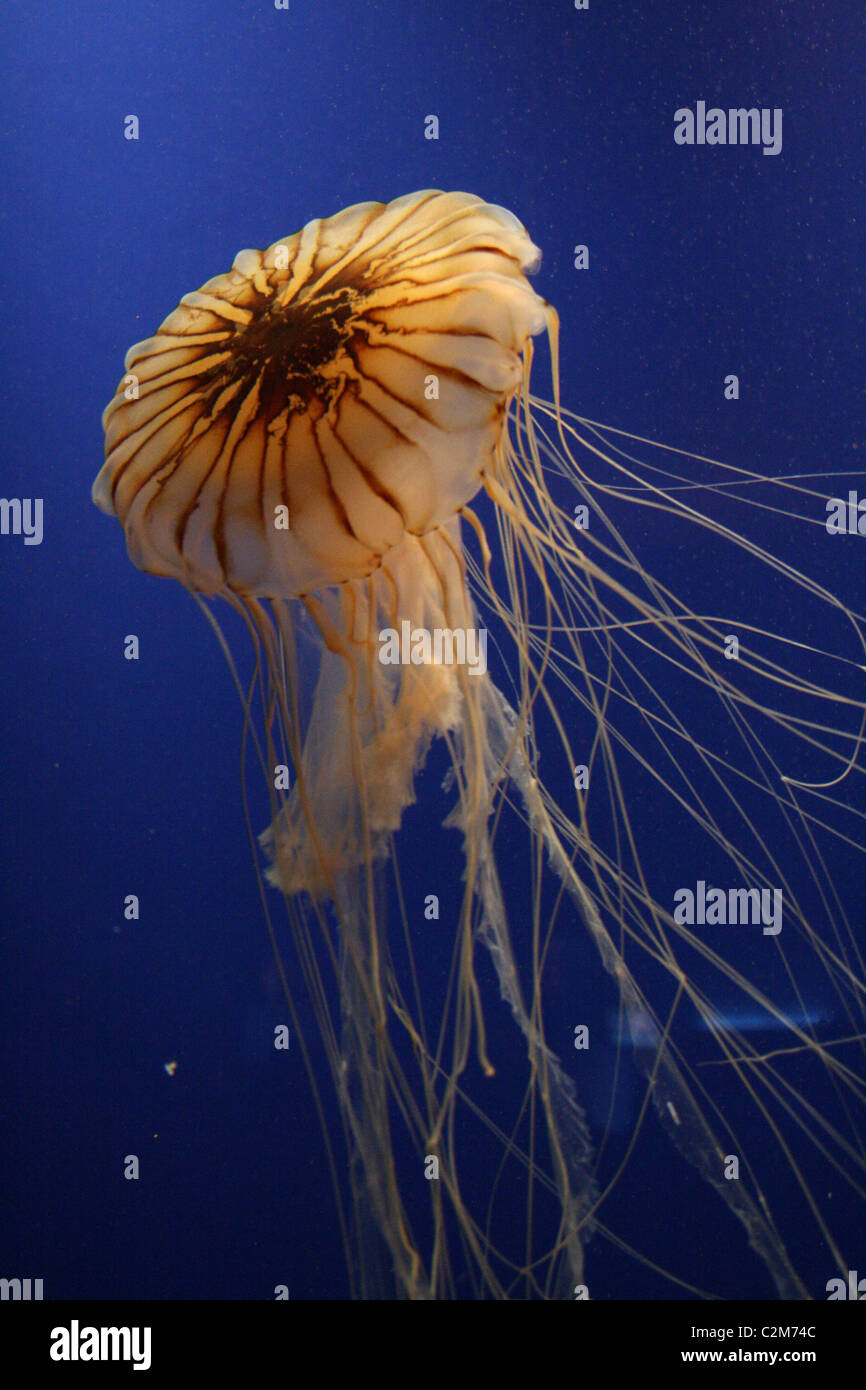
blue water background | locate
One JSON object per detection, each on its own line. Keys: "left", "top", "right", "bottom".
{"left": 0, "top": 1, "right": 862, "bottom": 1298}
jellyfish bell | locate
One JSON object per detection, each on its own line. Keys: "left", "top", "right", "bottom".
{"left": 94, "top": 189, "right": 866, "bottom": 1300}
{"left": 94, "top": 191, "right": 547, "bottom": 597}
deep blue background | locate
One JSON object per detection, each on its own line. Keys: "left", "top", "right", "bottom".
{"left": 0, "top": 1, "right": 862, "bottom": 1299}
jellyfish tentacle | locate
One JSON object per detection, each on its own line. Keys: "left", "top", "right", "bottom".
{"left": 492, "top": 678, "right": 810, "bottom": 1299}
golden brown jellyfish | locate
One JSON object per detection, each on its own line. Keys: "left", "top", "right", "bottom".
{"left": 94, "top": 190, "right": 866, "bottom": 1300}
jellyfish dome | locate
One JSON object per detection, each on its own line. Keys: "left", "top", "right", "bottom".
{"left": 94, "top": 190, "right": 548, "bottom": 598}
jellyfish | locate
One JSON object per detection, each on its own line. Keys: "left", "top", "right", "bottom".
{"left": 93, "top": 190, "right": 866, "bottom": 1300}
